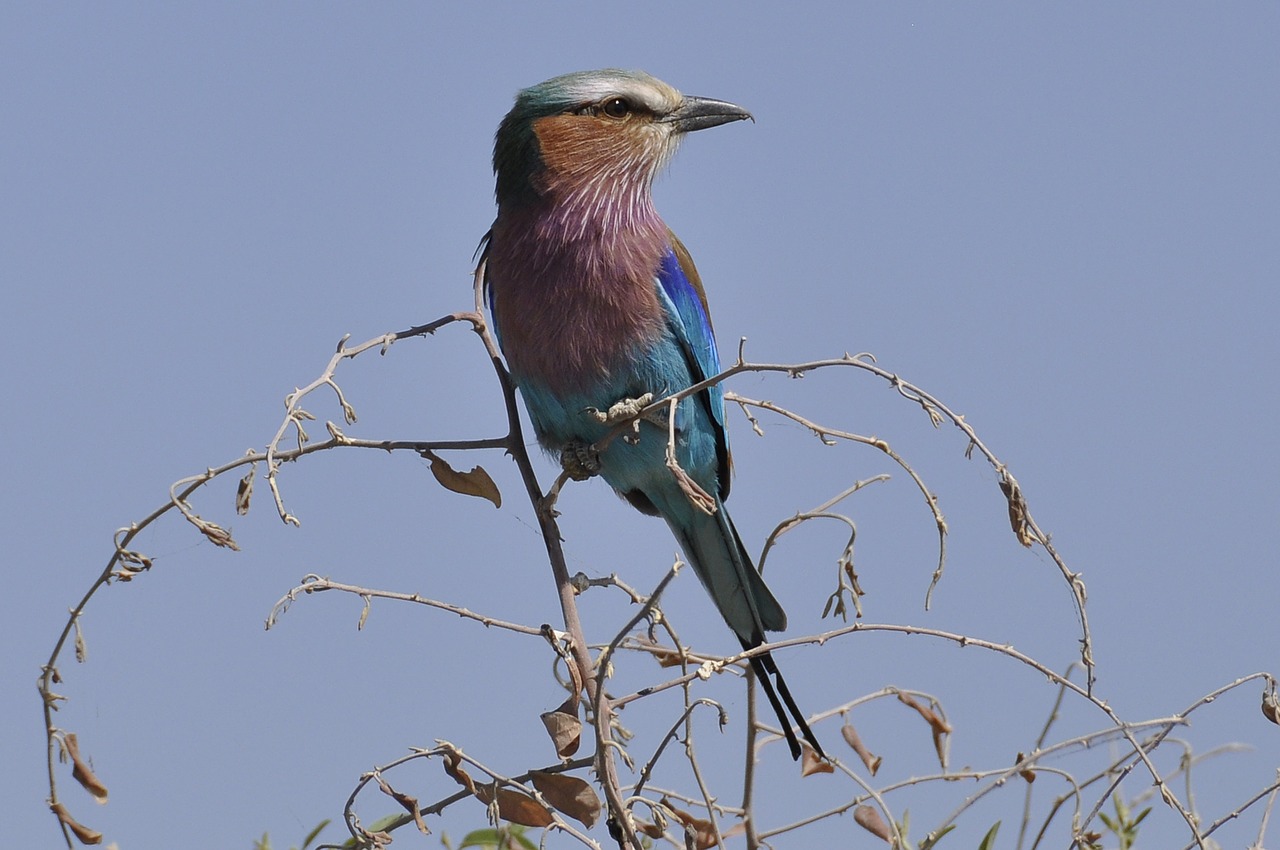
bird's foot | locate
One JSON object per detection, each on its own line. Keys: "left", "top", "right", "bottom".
{"left": 559, "top": 439, "right": 601, "bottom": 481}
{"left": 586, "top": 392, "right": 656, "bottom": 427}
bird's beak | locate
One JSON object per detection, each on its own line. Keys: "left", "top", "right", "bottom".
{"left": 664, "top": 95, "right": 754, "bottom": 133}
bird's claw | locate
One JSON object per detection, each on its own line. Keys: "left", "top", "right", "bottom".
{"left": 586, "top": 392, "right": 657, "bottom": 427}
{"left": 559, "top": 439, "right": 601, "bottom": 481}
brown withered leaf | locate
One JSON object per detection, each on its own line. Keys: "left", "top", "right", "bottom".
{"left": 50, "top": 802, "right": 102, "bottom": 845}
{"left": 63, "top": 733, "right": 108, "bottom": 804}
{"left": 932, "top": 726, "right": 950, "bottom": 770}
{"left": 652, "top": 646, "right": 688, "bottom": 667}
{"left": 235, "top": 467, "right": 254, "bottom": 515}
{"left": 428, "top": 455, "right": 501, "bottom": 508}
{"left": 662, "top": 797, "right": 718, "bottom": 849}
{"left": 443, "top": 747, "right": 553, "bottom": 829}
{"left": 376, "top": 773, "right": 428, "bottom": 834}
{"left": 530, "top": 770, "right": 601, "bottom": 827}
{"left": 841, "top": 721, "right": 882, "bottom": 776}
{"left": 540, "top": 706, "right": 582, "bottom": 758}
{"left": 475, "top": 786, "right": 555, "bottom": 828}
{"left": 634, "top": 636, "right": 686, "bottom": 668}
{"left": 73, "top": 618, "right": 87, "bottom": 663}
{"left": 854, "top": 804, "right": 892, "bottom": 843}
{"left": 1015, "top": 752, "right": 1036, "bottom": 784}
{"left": 441, "top": 748, "right": 477, "bottom": 796}
{"left": 1262, "top": 690, "right": 1280, "bottom": 725}
{"left": 636, "top": 806, "right": 668, "bottom": 839}
{"left": 560, "top": 666, "right": 583, "bottom": 713}
{"left": 897, "top": 692, "right": 952, "bottom": 735}
{"left": 800, "top": 742, "right": 834, "bottom": 776}
{"left": 194, "top": 516, "right": 240, "bottom": 551}
{"left": 999, "top": 471, "right": 1034, "bottom": 547}
{"left": 897, "top": 693, "right": 950, "bottom": 769}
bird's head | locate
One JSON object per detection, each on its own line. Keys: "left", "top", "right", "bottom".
{"left": 493, "top": 69, "right": 752, "bottom": 209}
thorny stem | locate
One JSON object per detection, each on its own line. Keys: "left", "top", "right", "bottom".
{"left": 266, "top": 575, "right": 549, "bottom": 636}
{"left": 742, "top": 666, "right": 762, "bottom": 849}
{"left": 592, "top": 561, "right": 685, "bottom": 847}
{"left": 465, "top": 261, "right": 642, "bottom": 849}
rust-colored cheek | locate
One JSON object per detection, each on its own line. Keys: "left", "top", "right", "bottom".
{"left": 532, "top": 115, "right": 642, "bottom": 185}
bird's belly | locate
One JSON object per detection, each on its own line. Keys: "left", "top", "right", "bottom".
{"left": 516, "top": 357, "right": 720, "bottom": 501}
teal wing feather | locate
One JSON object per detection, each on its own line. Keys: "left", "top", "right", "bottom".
{"left": 655, "top": 232, "right": 731, "bottom": 499}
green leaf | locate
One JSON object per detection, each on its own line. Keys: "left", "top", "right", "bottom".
{"left": 339, "top": 813, "right": 403, "bottom": 848}
{"left": 976, "top": 821, "right": 1001, "bottom": 850}
{"left": 919, "top": 823, "right": 957, "bottom": 849}
{"left": 458, "top": 825, "right": 537, "bottom": 850}
{"left": 458, "top": 828, "right": 502, "bottom": 849}
{"left": 298, "top": 819, "right": 330, "bottom": 850}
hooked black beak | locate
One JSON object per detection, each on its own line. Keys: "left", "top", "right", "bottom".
{"left": 665, "top": 95, "right": 754, "bottom": 133}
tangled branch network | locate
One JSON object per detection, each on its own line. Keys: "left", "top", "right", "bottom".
{"left": 39, "top": 265, "right": 1280, "bottom": 850}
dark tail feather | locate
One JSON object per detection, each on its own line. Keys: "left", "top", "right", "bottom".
{"left": 746, "top": 643, "right": 825, "bottom": 760}
{"left": 663, "top": 496, "right": 823, "bottom": 759}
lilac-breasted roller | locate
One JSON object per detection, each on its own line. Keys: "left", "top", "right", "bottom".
{"left": 481, "top": 69, "right": 822, "bottom": 760}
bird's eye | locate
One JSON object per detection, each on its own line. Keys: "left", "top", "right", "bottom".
{"left": 601, "top": 97, "right": 631, "bottom": 118}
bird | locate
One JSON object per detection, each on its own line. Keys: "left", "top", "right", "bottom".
{"left": 479, "top": 69, "right": 823, "bottom": 760}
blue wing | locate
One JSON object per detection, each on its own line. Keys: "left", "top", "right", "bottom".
{"left": 655, "top": 233, "right": 732, "bottom": 499}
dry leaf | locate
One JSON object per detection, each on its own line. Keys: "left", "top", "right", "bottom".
{"left": 1015, "top": 751, "right": 1036, "bottom": 783}
{"left": 999, "top": 471, "right": 1034, "bottom": 547}
{"left": 897, "top": 693, "right": 950, "bottom": 769}
{"left": 73, "top": 618, "right": 87, "bottom": 664}
{"left": 50, "top": 802, "right": 102, "bottom": 845}
{"left": 635, "top": 636, "right": 686, "bottom": 668}
{"left": 637, "top": 807, "right": 668, "bottom": 839}
{"left": 540, "top": 708, "right": 581, "bottom": 758}
{"left": 530, "top": 770, "right": 601, "bottom": 827}
{"left": 800, "top": 742, "right": 834, "bottom": 776}
{"left": 64, "top": 733, "right": 108, "bottom": 804}
{"left": 235, "top": 468, "right": 254, "bottom": 515}
{"left": 560, "top": 669, "right": 583, "bottom": 714}
{"left": 932, "top": 725, "right": 950, "bottom": 770}
{"left": 428, "top": 455, "right": 501, "bottom": 508}
{"left": 441, "top": 749, "right": 477, "bottom": 795}
{"left": 442, "top": 748, "right": 552, "bottom": 829}
{"left": 841, "top": 721, "right": 882, "bottom": 776}
{"left": 662, "top": 798, "right": 718, "bottom": 849}
{"left": 1262, "top": 690, "right": 1280, "bottom": 725}
{"left": 897, "top": 692, "right": 952, "bottom": 735}
{"left": 194, "top": 516, "right": 240, "bottom": 550}
{"left": 854, "top": 804, "right": 892, "bottom": 843}
{"left": 376, "top": 773, "right": 428, "bottom": 834}
{"left": 475, "top": 786, "right": 554, "bottom": 828}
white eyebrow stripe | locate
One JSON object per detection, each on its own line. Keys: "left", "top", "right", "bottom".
{"left": 562, "top": 75, "right": 681, "bottom": 114}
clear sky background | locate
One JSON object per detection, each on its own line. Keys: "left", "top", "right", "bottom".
{"left": 4, "top": 4, "right": 1278, "bottom": 848}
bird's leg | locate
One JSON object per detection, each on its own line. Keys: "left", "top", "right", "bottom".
{"left": 559, "top": 439, "right": 602, "bottom": 481}
{"left": 585, "top": 391, "right": 656, "bottom": 427}
{"left": 561, "top": 392, "right": 661, "bottom": 480}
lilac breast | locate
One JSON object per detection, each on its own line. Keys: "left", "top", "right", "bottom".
{"left": 487, "top": 201, "right": 671, "bottom": 395}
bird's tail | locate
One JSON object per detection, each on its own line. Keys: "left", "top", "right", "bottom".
{"left": 668, "top": 498, "right": 824, "bottom": 760}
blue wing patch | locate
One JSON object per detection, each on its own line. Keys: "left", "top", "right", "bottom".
{"left": 655, "top": 241, "right": 732, "bottom": 499}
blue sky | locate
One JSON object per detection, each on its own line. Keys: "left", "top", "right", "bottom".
{"left": 4, "top": 4, "right": 1278, "bottom": 848}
